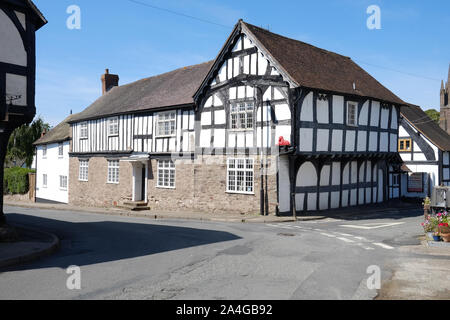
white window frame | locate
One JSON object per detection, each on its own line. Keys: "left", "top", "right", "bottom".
{"left": 79, "top": 159, "right": 89, "bottom": 182}
{"left": 42, "top": 145, "right": 47, "bottom": 158}
{"left": 80, "top": 122, "right": 88, "bottom": 139}
{"left": 59, "top": 175, "right": 68, "bottom": 190}
{"left": 157, "top": 160, "right": 176, "bottom": 189}
{"left": 156, "top": 111, "right": 176, "bottom": 137}
{"left": 42, "top": 174, "right": 47, "bottom": 188}
{"left": 230, "top": 101, "right": 254, "bottom": 131}
{"left": 227, "top": 158, "right": 254, "bottom": 194}
{"left": 107, "top": 160, "right": 120, "bottom": 184}
{"left": 347, "top": 102, "right": 358, "bottom": 126}
{"left": 108, "top": 117, "right": 119, "bottom": 137}
{"left": 58, "top": 143, "right": 64, "bottom": 158}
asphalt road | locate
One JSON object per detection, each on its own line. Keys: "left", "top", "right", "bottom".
{"left": 0, "top": 205, "right": 425, "bottom": 300}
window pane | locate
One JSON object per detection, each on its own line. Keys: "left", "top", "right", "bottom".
{"left": 231, "top": 114, "right": 237, "bottom": 129}
{"left": 236, "top": 171, "right": 244, "bottom": 191}
{"left": 246, "top": 112, "right": 253, "bottom": 129}
{"left": 239, "top": 113, "right": 246, "bottom": 129}
{"left": 246, "top": 171, "right": 253, "bottom": 192}
{"left": 228, "top": 171, "right": 235, "bottom": 191}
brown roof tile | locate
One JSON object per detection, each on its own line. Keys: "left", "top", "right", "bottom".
{"left": 33, "top": 114, "right": 78, "bottom": 145}
{"left": 243, "top": 22, "right": 405, "bottom": 105}
{"left": 401, "top": 103, "right": 450, "bottom": 151}
{"left": 69, "top": 61, "right": 214, "bottom": 123}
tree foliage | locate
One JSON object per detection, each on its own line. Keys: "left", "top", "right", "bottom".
{"left": 3, "top": 167, "right": 35, "bottom": 194}
{"left": 6, "top": 117, "right": 50, "bottom": 168}
{"left": 425, "top": 109, "right": 440, "bottom": 124}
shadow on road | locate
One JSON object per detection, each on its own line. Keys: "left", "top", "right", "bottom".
{"left": 1, "top": 213, "right": 241, "bottom": 272}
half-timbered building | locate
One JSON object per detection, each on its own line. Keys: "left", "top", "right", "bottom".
{"left": 194, "top": 20, "right": 404, "bottom": 215}
{"left": 399, "top": 104, "right": 450, "bottom": 198}
{"left": 68, "top": 20, "right": 406, "bottom": 215}
{"left": 0, "top": 0, "right": 46, "bottom": 223}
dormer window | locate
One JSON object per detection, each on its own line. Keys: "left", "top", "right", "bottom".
{"left": 230, "top": 101, "right": 254, "bottom": 130}
{"left": 347, "top": 102, "right": 358, "bottom": 126}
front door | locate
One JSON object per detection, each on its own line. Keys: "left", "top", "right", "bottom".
{"left": 133, "top": 162, "right": 147, "bottom": 202}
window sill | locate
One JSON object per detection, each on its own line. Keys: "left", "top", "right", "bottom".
{"left": 155, "top": 134, "right": 176, "bottom": 138}
{"left": 156, "top": 186, "right": 176, "bottom": 189}
{"left": 107, "top": 182, "right": 119, "bottom": 185}
{"left": 226, "top": 191, "right": 255, "bottom": 195}
{"left": 229, "top": 128, "right": 253, "bottom": 132}
{"left": 79, "top": 179, "right": 88, "bottom": 182}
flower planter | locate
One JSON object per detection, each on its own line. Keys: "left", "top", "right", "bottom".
{"left": 441, "top": 233, "right": 450, "bottom": 242}
{"left": 426, "top": 232, "right": 435, "bottom": 241}
{"left": 432, "top": 235, "right": 442, "bottom": 242}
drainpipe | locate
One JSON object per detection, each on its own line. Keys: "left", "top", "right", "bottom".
{"left": 257, "top": 86, "right": 265, "bottom": 216}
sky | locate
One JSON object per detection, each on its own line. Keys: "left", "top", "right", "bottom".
{"left": 32, "top": 0, "right": 449, "bottom": 127}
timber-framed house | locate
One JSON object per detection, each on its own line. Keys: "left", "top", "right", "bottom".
{"left": 67, "top": 20, "right": 406, "bottom": 216}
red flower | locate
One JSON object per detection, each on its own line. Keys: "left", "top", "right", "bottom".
{"left": 438, "top": 223, "right": 449, "bottom": 227}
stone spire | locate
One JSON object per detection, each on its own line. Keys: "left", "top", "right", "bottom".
{"left": 440, "top": 64, "right": 450, "bottom": 134}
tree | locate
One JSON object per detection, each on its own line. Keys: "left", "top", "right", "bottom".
{"left": 5, "top": 117, "right": 50, "bottom": 168}
{"left": 425, "top": 109, "right": 440, "bottom": 124}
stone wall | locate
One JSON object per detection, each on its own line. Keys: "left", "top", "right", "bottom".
{"left": 69, "top": 157, "right": 132, "bottom": 207}
{"left": 69, "top": 155, "right": 279, "bottom": 215}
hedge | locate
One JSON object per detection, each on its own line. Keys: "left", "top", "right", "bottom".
{"left": 3, "top": 167, "right": 35, "bottom": 195}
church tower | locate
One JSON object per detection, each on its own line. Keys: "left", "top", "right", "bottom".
{"left": 440, "top": 65, "right": 450, "bottom": 134}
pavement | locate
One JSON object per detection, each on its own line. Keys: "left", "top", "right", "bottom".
{"left": 1, "top": 203, "right": 448, "bottom": 300}
{"left": 0, "top": 224, "right": 59, "bottom": 269}
{"left": 3, "top": 195, "right": 421, "bottom": 223}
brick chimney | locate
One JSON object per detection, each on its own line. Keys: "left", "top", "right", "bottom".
{"left": 101, "top": 69, "right": 119, "bottom": 95}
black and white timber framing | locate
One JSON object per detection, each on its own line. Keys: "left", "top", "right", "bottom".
{"left": 0, "top": 0, "right": 46, "bottom": 223}
{"left": 193, "top": 21, "right": 402, "bottom": 215}
{"left": 399, "top": 112, "right": 450, "bottom": 195}
{"left": 70, "top": 19, "right": 408, "bottom": 216}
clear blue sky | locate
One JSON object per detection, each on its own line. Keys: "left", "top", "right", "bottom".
{"left": 33, "top": 0, "right": 449, "bottom": 127}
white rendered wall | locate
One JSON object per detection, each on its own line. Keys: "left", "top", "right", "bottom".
{"left": 35, "top": 142, "right": 70, "bottom": 203}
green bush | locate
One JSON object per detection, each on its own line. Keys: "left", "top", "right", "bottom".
{"left": 3, "top": 167, "right": 35, "bottom": 195}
